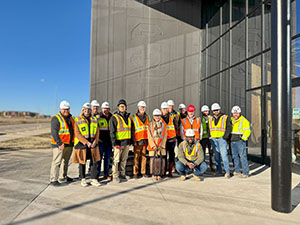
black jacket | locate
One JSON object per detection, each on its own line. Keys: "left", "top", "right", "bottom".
{"left": 51, "top": 113, "right": 74, "bottom": 148}
{"left": 110, "top": 111, "right": 131, "bottom": 146}
{"left": 98, "top": 112, "right": 112, "bottom": 145}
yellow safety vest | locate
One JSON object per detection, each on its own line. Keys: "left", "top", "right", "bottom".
{"left": 113, "top": 114, "right": 131, "bottom": 140}
{"left": 74, "top": 115, "right": 98, "bottom": 146}
{"left": 231, "top": 115, "right": 251, "bottom": 141}
{"left": 95, "top": 114, "right": 110, "bottom": 131}
{"left": 182, "top": 141, "right": 200, "bottom": 161}
{"left": 209, "top": 115, "right": 228, "bottom": 138}
{"left": 131, "top": 114, "right": 150, "bottom": 142}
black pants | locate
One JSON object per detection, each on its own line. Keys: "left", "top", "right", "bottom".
{"left": 200, "top": 138, "right": 214, "bottom": 170}
{"left": 166, "top": 141, "right": 176, "bottom": 164}
{"left": 79, "top": 148, "right": 97, "bottom": 179}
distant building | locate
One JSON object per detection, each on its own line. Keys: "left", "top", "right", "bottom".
{"left": 0, "top": 111, "right": 50, "bottom": 118}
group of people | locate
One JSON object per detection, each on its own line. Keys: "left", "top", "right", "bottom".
{"left": 49, "top": 98, "right": 251, "bottom": 187}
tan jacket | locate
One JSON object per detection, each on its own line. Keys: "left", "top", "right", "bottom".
{"left": 72, "top": 114, "right": 100, "bottom": 164}
{"left": 147, "top": 120, "right": 167, "bottom": 157}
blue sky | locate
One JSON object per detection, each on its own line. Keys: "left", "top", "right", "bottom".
{"left": 0, "top": 0, "right": 91, "bottom": 116}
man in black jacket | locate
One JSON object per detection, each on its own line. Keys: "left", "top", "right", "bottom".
{"left": 50, "top": 100, "right": 74, "bottom": 186}
{"left": 110, "top": 99, "right": 131, "bottom": 183}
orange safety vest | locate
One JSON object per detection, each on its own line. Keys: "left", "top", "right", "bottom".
{"left": 147, "top": 121, "right": 167, "bottom": 151}
{"left": 131, "top": 114, "right": 150, "bottom": 142}
{"left": 181, "top": 117, "right": 201, "bottom": 140}
{"left": 51, "top": 113, "right": 74, "bottom": 145}
{"left": 162, "top": 114, "right": 176, "bottom": 140}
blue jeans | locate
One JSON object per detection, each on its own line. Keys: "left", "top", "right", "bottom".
{"left": 97, "top": 143, "right": 112, "bottom": 176}
{"left": 175, "top": 160, "right": 207, "bottom": 177}
{"left": 231, "top": 140, "right": 249, "bottom": 175}
{"left": 210, "top": 138, "right": 230, "bottom": 173}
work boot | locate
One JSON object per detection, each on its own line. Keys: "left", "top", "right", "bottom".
{"left": 81, "top": 179, "right": 88, "bottom": 187}
{"left": 168, "top": 162, "right": 174, "bottom": 177}
{"left": 238, "top": 174, "right": 249, "bottom": 178}
{"left": 120, "top": 175, "right": 130, "bottom": 181}
{"left": 224, "top": 173, "right": 230, "bottom": 179}
{"left": 50, "top": 181, "right": 60, "bottom": 186}
{"left": 152, "top": 175, "right": 157, "bottom": 181}
{"left": 180, "top": 175, "right": 186, "bottom": 181}
{"left": 104, "top": 174, "right": 112, "bottom": 181}
{"left": 133, "top": 174, "right": 138, "bottom": 180}
{"left": 233, "top": 172, "right": 241, "bottom": 177}
{"left": 157, "top": 176, "right": 162, "bottom": 181}
{"left": 142, "top": 174, "right": 149, "bottom": 178}
{"left": 113, "top": 177, "right": 120, "bottom": 183}
{"left": 91, "top": 179, "right": 101, "bottom": 187}
{"left": 66, "top": 176, "right": 73, "bottom": 182}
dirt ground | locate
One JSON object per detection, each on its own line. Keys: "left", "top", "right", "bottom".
{"left": 0, "top": 133, "right": 51, "bottom": 150}
{"left": 0, "top": 117, "right": 50, "bottom": 125}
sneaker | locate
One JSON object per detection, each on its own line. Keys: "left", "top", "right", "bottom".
{"left": 81, "top": 179, "right": 88, "bottom": 187}
{"left": 224, "top": 173, "right": 231, "bottom": 179}
{"left": 91, "top": 179, "right": 101, "bottom": 187}
{"left": 180, "top": 175, "right": 186, "bottom": 181}
{"left": 152, "top": 175, "right": 157, "bottom": 181}
{"left": 104, "top": 175, "right": 112, "bottom": 180}
{"left": 157, "top": 176, "right": 162, "bottom": 181}
{"left": 239, "top": 174, "right": 249, "bottom": 178}
{"left": 193, "top": 174, "right": 203, "bottom": 182}
{"left": 133, "top": 174, "right": 138, "bottom": 180}
{"left": 113, "top": 177, "right": 120, "bottom": 183}
{"left": 58, "top": 178, "right": 67, "bottom": 183}
{"left": 233, "top": 172, "right": 241, "bottom": 177}
{"left": 50, "top": 181, "right": 60, "bottom": 186}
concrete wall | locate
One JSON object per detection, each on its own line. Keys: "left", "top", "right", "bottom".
{"left": 90, "top": 0, "right": 202, "bottom": 114}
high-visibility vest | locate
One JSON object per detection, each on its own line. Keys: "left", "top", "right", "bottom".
{"left": 209, "top": 115, "right": 228, "bottom": 138}
{"left": 201, "top": 116, "right": 210, "bottom": 139}
{"left": 113, "top": 114, "right": 131, "bottom": 141}
{"left": 163, "top": 114, "right": 177, "bottom": 139}
{"left": 182, "top": 140, "right": 200, "bottom": 161}
{"left": 231, "top": 115, "right": 251, "bottom": 141}
{"left": 131, "top": 114, "right": 150, "bottom": 142}
{"left": 147, "top": 121, "right": 167, "bottom": 151}
{"left": 181, "top": 117, "right": 201, "bottom": 140}
{"left": 51, "top": 113, "right": 74, "bottom": 145}
{"left": 170, "top": 111, "right": 180, "bottom": 124}
{"left": 74, "top": 115, "right": 98, "bottom": 146}
{"left": 95, "top": 114, "right": 110, "bottom": 131}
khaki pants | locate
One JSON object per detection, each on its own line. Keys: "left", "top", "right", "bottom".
{"left": 133, "top": 145, "right": 147, "bottom": 175}
{"left": 112, "top": 145, "right": 129, "bottom": 178}
{"left": 50, "top": 146, "right": 73, "bottom": 182}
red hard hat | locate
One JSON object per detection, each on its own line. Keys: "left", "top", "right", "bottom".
{"left": 187, "top": 105, "right": 195, "bottom": 112}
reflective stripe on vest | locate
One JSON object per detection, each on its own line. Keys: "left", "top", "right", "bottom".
{"left": 131, "top": 114, "right": 150, "bottom": 142}
{"left": 231, "top": 116, "right": 251, "bottom": 140}
{"left": 182, "top": 117, "right": 201, "bottom": 140}
{"left": 114, "top": 114, "right": 131, "bottom": 140}
{"left": 51, "top": 113, "right": 74, "bottom": 144}
{"left": 98, "top": 117, "right": 110, "bottom": 131}
{"left": 209, "top": 115, "right": 228, "bottom": 138}
{"left": 164, "top": 114, "right": 176, "bottom": 139}
{"left": 147, "top": 121, "right": 166, "bottom": 151}
{"left": 183, "top": 140, "right": 200, "bottom": 161}
{"left": 74, "top": 116, "right": 98, "bottom": 146}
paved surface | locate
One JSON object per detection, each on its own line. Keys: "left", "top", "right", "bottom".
{"left": 0, "top": 148, "right": 300, "bottom": 225}
{"left": 0, "top": 123, "right": 50, "bottom": 142}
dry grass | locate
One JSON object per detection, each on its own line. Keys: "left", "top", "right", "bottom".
{"left": 0, "top": 117, "right": 50, "bottom": 125}
{"left": 0, "top": 133, "right": 51, "bottom": 150}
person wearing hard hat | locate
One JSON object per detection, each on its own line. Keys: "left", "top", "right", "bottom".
{"left": 72, "top": 103, "right": 101, "bottom": 187}
{"left": 147, "top": 109, "right": 168, "bottom": 181}
{"left": 94, "top": 101, "right": 113, "bottom": 180}
{"left": 110, "top": 99, "right": 131, "bottom": 183}
{"left": 177, "top": 104, "right": 187, "bottom": 145}
{"left": 230, "top": 106, "right": 251, "bottom": 178}
{"left": 167, "top": 99, "right": 180, "bottom": 135}
{"left": 180, "top": 104, "right": 203, "bottom": 141}
{"left": 161, "top": 101, "right": 177, "bottom": 177}
{"left": 209, "top": 103, "right": 232, "bottom": 178}
{"left": 176, "top": 129, "right": 207, "bottom": 181}
{"left": 200, "top": 105, "right": 214, "bottom": 172}
{"left": 50, "top": 100, "right": 75, "bottom": 186}
{"left": 131, "top": 101, "right": 151, "bottom": 179}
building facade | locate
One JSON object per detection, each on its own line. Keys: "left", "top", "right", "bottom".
{"left": 90, "top": 0, "right": 300, "bottom": 166}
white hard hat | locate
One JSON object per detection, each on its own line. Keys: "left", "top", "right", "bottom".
{"left": 101, "top": 101, "right": 110, "bottom": 109}
{"left": 153, "top": 109, "right": 162, "bottom": 116}
{"left": 60, "top": 100, "right": 70, "bottom": 109}
{"left": 178, "top": 104, "right": 186, "bottom": 110}
{"left": 167, "top": 100, "right": 175, "bottom": 106}
{"left": 211, "top": 103, "right": 221, "bottom": 111}
{"left": 231, "top": 106, "right": 242, "bottom": 114}
{"left": 91, "top": 100, "right": 100, "bottom": 107}
{"left": 82, "top": 102, "right": 91, "bottom": 109}
{"left": 137, "top": 101, "right": 147, "bottom": 107}
{"left": 161, "top": 102, "right": 168, "bottom": 109}
{"left": 201, "top": 105, "right": 210, "bottom": 112}
{"left": 185, "top": 129, "right": 195, "bottom": 137}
